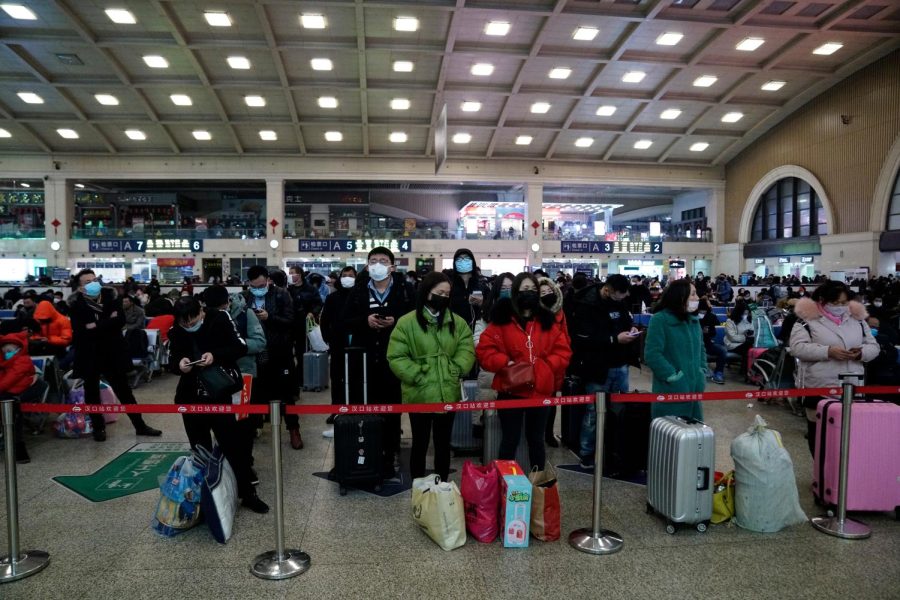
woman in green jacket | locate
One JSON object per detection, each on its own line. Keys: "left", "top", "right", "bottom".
{"left": 388, "top": 271, "right": 475, "bottom": 481}
{"left": 644, "top": 279, "right": 707, "bottom": 421}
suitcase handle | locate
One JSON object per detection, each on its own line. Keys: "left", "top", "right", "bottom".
{"left": 697, "top": 467, "right": 710, "bottom": 491}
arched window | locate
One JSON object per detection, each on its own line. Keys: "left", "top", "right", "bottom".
{"left": 750, "top": 177, "right": 828, "bottom": 242}
{"left": 887, "top": 168, "right": 900, "bottom": 230}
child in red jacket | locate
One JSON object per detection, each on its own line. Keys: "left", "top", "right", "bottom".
{"left": 0, "top": 331, "right": 37, "bottom": 463}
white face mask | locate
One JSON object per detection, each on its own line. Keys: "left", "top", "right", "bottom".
{"left": 340, "top": 276, "right": 355, "bottom": 289}
{"left": 698, "top": 311, "right": 707, "bottom": 318}
{"left": 824, "top": 304, "right": 849, "bottom": 318}
{"left": 687, "top": 300, "right": 700, "bottom": 313}
{"left": 368, "top": 263, "right": 390, "bottom": 282}
{"left": 873, "top": 301, "right": 882, "bottom": 308}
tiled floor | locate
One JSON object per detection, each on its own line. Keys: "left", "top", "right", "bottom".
{"left": 2, "top": 367, "right": 898, "bottom": 600}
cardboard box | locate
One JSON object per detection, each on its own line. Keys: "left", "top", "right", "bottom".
{"left": 500, "top": 474, "right": 532, "bottom": 548}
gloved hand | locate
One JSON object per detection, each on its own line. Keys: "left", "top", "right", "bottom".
{"left": 666, "top": 370, "right": 684, "bottom": 383}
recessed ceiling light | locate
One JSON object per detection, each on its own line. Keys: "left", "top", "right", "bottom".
{"left": 573, "top": 26, "right": 598, "bottom": 41}
{"left": 192, "top": 130, "right": 211, "bottom": 141}
{"left": 105, "top": 8, "right": 136, "bottom": 24}
{"left": 393, "top": 60, "right": 414, "bottom": 73}
{"left": 721, "top": 111, "right": 744, "bottom": 123}
{"left": 57, "top": 128, "right": 79, "bottom": 139}
{"left": 813, "top": 42, "right": 842, "bottom": 56}
{"left": 515, "top": 135, "right": 533, "bottom": 145}
{"left": 19, "top": 182, "right": 29, "bottom": 187}
{"left": 125, "top": 129, "right": 146, "bottom": 141}
{"left": 394, "top": 16, "right": 419, "bottom": 32}
{"left": 227, "top": 56, "right": 251, "bottom": 70}
{"left": 74, "top": 183, "right": 84, "bottom": 188}
{"left": 736, "top": 37, "right": 765, "bottom": 52}
{"left": 389, "top": 131, "right": 407, "bottom": 143}
{"left": 204, "top": 11, "right": 231, "bottom": 27}
{"left": 0, "top": 128, "right": 10, "bottom": 138}
{"left": 390, "top": 98, "right": 410, "bottom": 110}
{"left": 761, "top": 80, "right": 786, "bottom": 91}
{"left": 656, "top": 32, "right": 683, "bottom": 46}
{"left": 461, "top": 101, "right": 481, "bottom": 112}
{"left": 301, "top": 13, "right": 326, "bottom": 29}
{"left": 549, "top": 67, "right": 571, "bottom": 80}
{"left": 311, "top": 58, "right": 333, "bottom": 71}
{"left": 318, "top": 96, "right": 338, "bottom": 109}
{"left": 471, "top": 63, "right": 494, "bottom": 76}
{"left": 575, "top": 137, "right": 594, "bottom": 148}
{"left": 17, "top": 92, "right": 43, "bottom": 104}
{"left": 1, "top": 4, "right": 36, "bottom": 20}
{"left": 634, "top": 139, "right": 653, "bottom": 149}
{"left": 94, "top": 94, "right": 119, "bottom": 106}
{"left": 622, "top": 71, "right": 646, "bottom": 83}
{"left": 245, "top": 95, "right": 266, "bottom": 107}
{"left": 143, "top": 55, "right": 168, "bottom": 69}
{"left": 693, "top": 75, "right": 717, "bottom": 87}
{"left": 596, "top": 105, "right": 616, "bottom": 116}
{"left": 660, "top": 108, "right": 682, "bottom": 120}
{"left": 485, "top": 21, "right": 510, "bottom": 36}
{"left": 452, "top": 133, "right": 472, "bottom": 144}
{"left": 259, "top": 130, "right": 277, "bottom": 141}
{"left": 690, "top": 142, "right": 709, "bottom": 152}
{"left": 170, "top": 94, "right": 192, "bottom": 106}
{"left": 530, "top": 102, "right": 551, "bottom": 114}
{"left": 324, "top": 131, "right": 343, "bottom": 142}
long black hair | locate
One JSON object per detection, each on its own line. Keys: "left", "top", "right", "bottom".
{"left": 730, "top": 298, "right": 750, "bottom": 324}
{"left": 415, "top": 271, "right": 454, "bottom": 334}
{"left": 511, "top": 272, "right": 554, "bottom": 330}
{"left": 483, "top": 271, "right": 514, "bottom": 324}
{"left": 656, "top": 278, "right": 693, "bottom": 321}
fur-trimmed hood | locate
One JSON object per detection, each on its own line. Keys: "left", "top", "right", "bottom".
{"left": 537, "top": 277, "right": 564, "bottom": 314}
{"left": 794, "top": 297, "right": 868, "bottom": 322}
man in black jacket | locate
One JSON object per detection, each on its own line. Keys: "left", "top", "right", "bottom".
{"left": 442, "top": 248, "right": 485, "bottom": 330}
{"left": 319, "top": 266, "right": 357, "bottom": 427}
{"left": 68, "top": 269, "right": 162, "bottom": 442}
{"left": 244, "top": 266, "right": 303, "bottom": 450}
{"left": 342, "top": 247, "right": 415, "bottom": 479}
{"left": 568, "top": 274, "right": 641, "bottom": 472}
{"left": 287, "top": 266, "right": 323, "bottom": 391}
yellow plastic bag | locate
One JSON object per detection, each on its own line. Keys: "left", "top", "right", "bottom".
{"left": 411, "top": 476, "right": 467, "bottom": 551}
{"left": 712, "top": 470, "right": 735, "bottom": 524}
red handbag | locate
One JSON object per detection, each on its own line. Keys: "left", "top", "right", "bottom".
{"left": 494, "top": 362, "right": 535, "bottom": 396}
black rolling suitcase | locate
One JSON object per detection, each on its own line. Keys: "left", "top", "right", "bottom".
{"left": 333, "top": 348, "right": 383, "bottom": 495}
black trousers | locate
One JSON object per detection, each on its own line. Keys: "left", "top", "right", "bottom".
{"left": 731, "top": 339, "right": 753, "bottom": 373}
{"left": 329, "top": 348, "right": 347, "bottom": 406}
{"left": 82, "top": 369, "right": 147, "bottom": 433}
{"left": 181, "top": 412, "right": 253, "bottom": 498}
{"left": 257, "top": 354, "right": 299, "bottom": 430}
{"left": 409, "top": 412, "right": 455, "bottom": 482}
{"left": 497, "top": 400, "right": 549, "bottom": 471}
{"left": 365, "top": 355, "right": 402, "bottom": 463}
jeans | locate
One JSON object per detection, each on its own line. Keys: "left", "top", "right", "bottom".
{"left": 580, "top": 365, "right": 629, "bottom": 458}
{"left": 705, "top": 342, "right": 728, "bottom": 373}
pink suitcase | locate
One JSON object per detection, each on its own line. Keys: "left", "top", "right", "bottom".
{"left": 746, "top": 347, "right": 768, "bottom": 384}
{"left": 813, "top": 399, "right": 900, "bottom": 514}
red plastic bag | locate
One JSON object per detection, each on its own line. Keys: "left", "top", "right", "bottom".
{"left": 528, "top": 465, "right": 561, "bottom": 541}
{"left": 460, "top": 461, "right": 500, "bottom": 543}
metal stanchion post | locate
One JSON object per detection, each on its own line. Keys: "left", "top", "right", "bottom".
{"left": 0, "top": 399, "right": 50, "bottom": 583}
{"left": 251, "top": 401, "right": 311, "bottom": 579}
{"left": 810, "top": 376, "right": 871, "bottom": 539}
{"left": 569, "top": 392, "right": 624, "bottom": 555}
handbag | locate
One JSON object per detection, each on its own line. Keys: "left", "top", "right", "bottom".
{"left": 197, "top": 365, "right": 242, "bottom": 402}
{"left": 411, "top": 475, "right": 467, "bottom": 551}
{"left": 494, "top": 362, "right": 535, "bottom": 396}
{"left": 528, "top": 464, "right": 562, "bottom": 541}
{"left": 307, "top": 313, "right": 329, "bottom": 353}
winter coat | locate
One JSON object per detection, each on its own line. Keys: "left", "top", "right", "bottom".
{"left": 167, "top": 308, "right": 247, "bottom": 404}
{"left": 473, "top": 318, "right": 497, "bottom": 402}
{"left": 724, "top": 316, "right": 754, "bottom": 350}
{"left": 243, "top": 286, "right": 295, "bottom": 352}
{"left": 643, "top": 308, "right": 707, "bottom": 420}
{"left": 287, "top": 281, "right": 323, "bottom": 337}
{"left": 475, "top": 299, "right": 571, "bottom": 399}
{"left": 123, "top": 304, "right": 145, "bottom": 331}
{"left": 0, "top": 332, "right": 35, "bottom": 395}
{"left": 342, "top": 271, "right": 415, "bottom": 361}
{"left": 790, "top": 299, "right": 879, "bottom": 390}
{"left": 144, "top": 296, "right": 174, "bottom": 317}
{"left": 443, "top": 269, "right": 487, "bottom": 328}
{"left": 31, "top": 300, "right": 72, "bottom": 348}
{"left": 228, "top": 293, "right": 267, "bottom": 377}
{"left": 698, "top": 311, "right": 720, "bottom": 345}
{"left": 387, "top": 309, "right": 475, "bottom": 405}
{"left": 147, "top": 315, "right": 175, "bottom": 343}
{"left": 320, "top": 286, "right": 353, "bottom": 350}
{"left": 68, "top": 287, "right": 131, "bottom": 377}
{"left": 567, "top": 283, "right": 638, "bottom": 383}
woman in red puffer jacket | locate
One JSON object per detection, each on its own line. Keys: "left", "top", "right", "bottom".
{"left": 476, "top": 272, "right": 571, "bottom": 470}
{"left": 0, "top": 331, "right": 37, "bottom": 463}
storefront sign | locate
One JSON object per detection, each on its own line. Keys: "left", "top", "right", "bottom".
{"left": 145, "top": 239, "right": 202, "bottom": 253}
{"left": 157, "top": 258, "right": 195, "bottom": 267}
{"left": 778, "top": 257, "right": 790, "bottom": 263}
{"left": 754, "top": 259, "right": 765, "bottom": 265}
{"left": 800, "top": 256, "right": 814, "bottom": 264}
{"left": 669, "top": 260, "right": 685, "bottom": 269}
{"left": 561, "top": 241, "right": 663, "bottom": 254}
{"left": 89, "top": 239, "right": 144, "bottom": 253}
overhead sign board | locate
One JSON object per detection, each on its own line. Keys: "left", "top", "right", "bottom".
{"left": 561, "top": 241, "right": 663, "bottom": 254}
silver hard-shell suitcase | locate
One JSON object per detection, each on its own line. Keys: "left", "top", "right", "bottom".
{"left": 302, "top": 351, "right": 329, "bottom": 392}
{"left": 451, "top": 380, "right": 482, "bottom": 455}
{"left": 482, "top": 410, "right": 530, "bottom": 469}
{"left": 646, "top": 416, "right": 714, "bottom": 534}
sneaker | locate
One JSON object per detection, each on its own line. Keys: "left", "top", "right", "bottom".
{"left": 325, "top": 414, "right": 336, "bottom": 425}
{"left": 135, "top": 424, "right": 162, "bottom": 437}
{"left": 713, "top": 372, "right": 725, "bottom": 385}
{"left": 580, "top": 455, "right": 595, "bottom": 469}
{"left": 93, "top": 429, "right": 107, "bottom": 442}
{"left": 322, "top": 428, "right": 334, "bottom": 438}
{"left": 241, "top": 493, "right": 270, "bottom": 514}
{"left": 250, "top": 468, "right": 260, "bottom": 486}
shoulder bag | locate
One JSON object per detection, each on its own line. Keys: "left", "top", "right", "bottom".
{"left": 494, "top": 321, "right": 536, "bottom": 396}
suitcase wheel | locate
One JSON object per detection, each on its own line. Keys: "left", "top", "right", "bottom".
{"left": 696, "top": 522, "right": 708, "bottom": 533}
{"left": 665, "top": 522, "right": 676, "bottom": 535}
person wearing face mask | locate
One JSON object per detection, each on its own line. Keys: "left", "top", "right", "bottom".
{"left": 472, "top": 273, "right": 515, "bottom": 436}
{"left": 644, "top": 279, "right": 707, "bottom": 420}
{"left": 387, "top": 272, "right": 475, "bottom": 481}
{"left": 537, "top": 277, "right": 566, "bottom": 448}
{"left": 342, "top": 247, "right": 416, "bottom": 479}
{"left": 287, "top": 266, "right": 323, "bottom": 396}
{"left": 866, "top": 296, "right": 889, "bottom": 323}
{"left": 0, "top": 332, "right": 37, "bottom": 463}
{"left": 724, "top": 298, "right": 755, "bottom": 375}
{"left": 694, "top": 298, "right": 726, "bottom": 385}
{"left": 319, "top": 266, "right": 358, "bottom": 430}
{"left": 715, "top": 275, "right": 733, "bottom": 305}
{"left": 167, "top": 292, "right": 269, "bottom": 514}
{"left": 791, "top": 281, "right": 879, "bottom": 454}
{"left": 28, "top": 300, "right": 72, "bottom": 358}
{"left": 67, "top": 269, "right": 162, "bottom": 442}
{"left": 443, "top": 248, "right": 487, "bottom": 330}
{"left": 476, "top": 272, "right": 572, "bottom": 471}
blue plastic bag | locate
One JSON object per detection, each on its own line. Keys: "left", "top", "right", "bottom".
{"left": 152, "top": 456, "right": 204, "bottom": 537}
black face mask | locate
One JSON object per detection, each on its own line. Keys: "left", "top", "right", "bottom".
{"left": 428, "top": 295, "right": 450, "bottom": 312}
{"left": 540, "top": 294, "right": 556, "bottom": 309}
{"left": 517, "top": 290, "right": 539, "bottom": 310}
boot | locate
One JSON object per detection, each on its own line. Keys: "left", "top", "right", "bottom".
{"left": 289, "top": 428, "right": 303, "bottom": 450}
{"left": 129, "top": 415, "right": 162, "bottom": 437}
{"left": 15, "top": 441, "right": 30, "bottom": 464}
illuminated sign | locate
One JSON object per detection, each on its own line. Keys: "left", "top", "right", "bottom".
{"left": 800, "top": 256, "right": 814, "bottom": 264}
{"left": 561, "top": 241, "right": 663, "bottom": 254}
{"left": 298, "top": 239, "right": 413, "bottom": 253}
{"left": 145, "top": 239, "right": 202, "bottom": 253}
{"left": 89, "top": 239, "right": 143, "bottom": 253}
{"left": 754, "top": 259, "right": 765, "bottom": 265}
{"left": 778, "top": 257, "right": 790, "bottom": 264}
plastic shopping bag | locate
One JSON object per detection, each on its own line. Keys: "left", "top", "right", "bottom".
{"left": 528, "top": 464, "right": 561, "bottom": 541}
{"left": 307, "top": 313, "right": 329, "bottom": 353}
{"left": 194, "top": 445, "right": 238, "bottom": 544}
{"left": 731, "top": 415, "right": 807, "bottom": 532}
{"left": 460, "top": 461, "right": 500, "bottom": 542}
{"left": 411, "top": 475, "right": 467, "bottom": 551}
{"left": 55, "top": 388, "right": 92, "bottom": 438}
{"left": 152, "top": 455, "right": 204, "bottom": 537}
{"left": 711, "top": 470, "right": 735, "bottom": 524}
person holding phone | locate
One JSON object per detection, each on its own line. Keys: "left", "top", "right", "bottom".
{"left": 443, "top": 248, "right": 487, "bottom": 331}
{"left": 790, "top": 281, "right": 879, "bottom": 454}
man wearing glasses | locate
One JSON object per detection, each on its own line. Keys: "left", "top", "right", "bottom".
{"left": 342, "top": 247, "right": 415, "bottom": 479}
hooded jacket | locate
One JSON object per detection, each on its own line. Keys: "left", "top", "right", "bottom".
{"left": 443, "top": 255, "right": 487, "bottom": 328}
{"left": 790, "top": 298, "right": 879, "bottom": 388}
{"left": 0, "top": 331, "right": 36, "bottom": 395}
{"left": 567, "top": 282, "right": 638, "bottom": 381}
{"left": 68, "top": 286, "right": 131, "bottom": 376}
{"left": 228, "top": 293, "right": 267, "bottom": 377}
{"left": 32, "top": 300, "right": 73, "bottom": 348}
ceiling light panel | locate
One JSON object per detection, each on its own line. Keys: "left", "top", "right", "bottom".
{"left": 721, "top": 111, "right": 744, "bottom": 123}
{"left": 660, "top": 109, "right": 682, "bottom": 120}
{"left": 634, "top": 139, "right": 652, "bottom": 149}
{"left": 394, "top": 16, "right": 419, "bottom": 32}
{"left": 324, "top": 131, "right": 343, "bottom": 142}
{"left": 622, "top": 71, "right": 645, "bottom": 83}
{"left": 259, "top": 130, "right": 277, "bottom": 141}
{"left": 530, "top": 102, "right": 551, "bottom": 114}
{"left": 94, "top": 94, "right": 119, "bottom": 106}
{"left": 693, "top": 75, "right": 717, "bottom": 87}
{"left": 574, "top": 137, "right": 594, "bottom": 148}
{"left": 170, "top": 94, "right": 192, "bottom": 106}
{"left": 245, "top": 95, "right": 266, "bottom": 107}
{"left": 761, "top": 80, "right": 786, "bottom": 91}
{"left": 485, "top": 21, "right": 510, "bottom": 36}
{"left": 17, "top": 92, "right": 43, "bottom": 104}
{"left": 389, "top": 131, "right": 407, "bottom": 143}
{"left": 656, "top": 32, "right": 683, "bottom": 46}
{"left": 143, "top": 55, "right": 169, "bottom": 69}
{"left": 690, "top": 142, "right": 709, "bottom": 152}
{"left": 515, "top": 135, "right": 533, "bottom": 145}
{"left": 227, "top": 56, "right": 251, "bottom": 70}
{"left": 105, "top": 8, "right": 136, "bottom": 24}
{"left": 0, "top": 128, "right": 11, "bottom": 138}
{"left": 301, "top": 13, "right": 326, "bottom": 29}
{"left": 736, "top": 37, "right": 765, "bottom": 52}
{"left": 310, "top": 58, "right": 333, "bottom": 71}
{"left": 204, "top": 11, "right": 232, "bottom": 27}
{"left": 392, "top": 61, "right": 414, "bottom": 73}
{"left": 318, "top": 96, "right": 338, "bottom": 109}
{"left": 595, "top": 105, "right": 616, "bottom": 117}
{"left": 56, "top": 128, "right": 79, "bottom": 139}
{"left": 452, "top": 133, "right": 472, "bottom": 144}
{"left": 461, "top": 101, "right": 481, "bottom": 112}
{"left": 124, "top": 129, "right": 146, "bottom": 140}
{"left": 471, "top": 63, "right": 494, "bottom": 76}
{"left": 813, "top": 42, "right": 843, "bottom": 55}
{"left": 390, "top": 98, "right": 410, "bottom": 111}
{"left": 573, "top": 26, "right": 598, "bottom": 41}
{"left": 192, "top": 130, "right": 211, "bottom": 141}
{"left": 1, "top": 4, "right": 36, "bottom": 19}
{"left": 548, "top": 67, "right": 571, "bottom": 80}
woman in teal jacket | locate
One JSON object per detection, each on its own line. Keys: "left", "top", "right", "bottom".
{"left": 388, "top": 271, "right": 475, "bottom": 481}
{"left": 643, "top": 279, "right": 706, "bottom": 420}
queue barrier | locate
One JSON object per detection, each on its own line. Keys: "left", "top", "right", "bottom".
{"left": 5, "top": 382, "right": 892, "bottom": 583}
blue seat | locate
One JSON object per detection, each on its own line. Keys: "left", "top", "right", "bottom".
{"left": 716, "top": 313, "right": 727, "bottom": 323}
{"left": 0, "top": 309, "right": 14, "bottom": 319}
{"left": 712, "top": 306, "right": 727, "bottom": 316}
